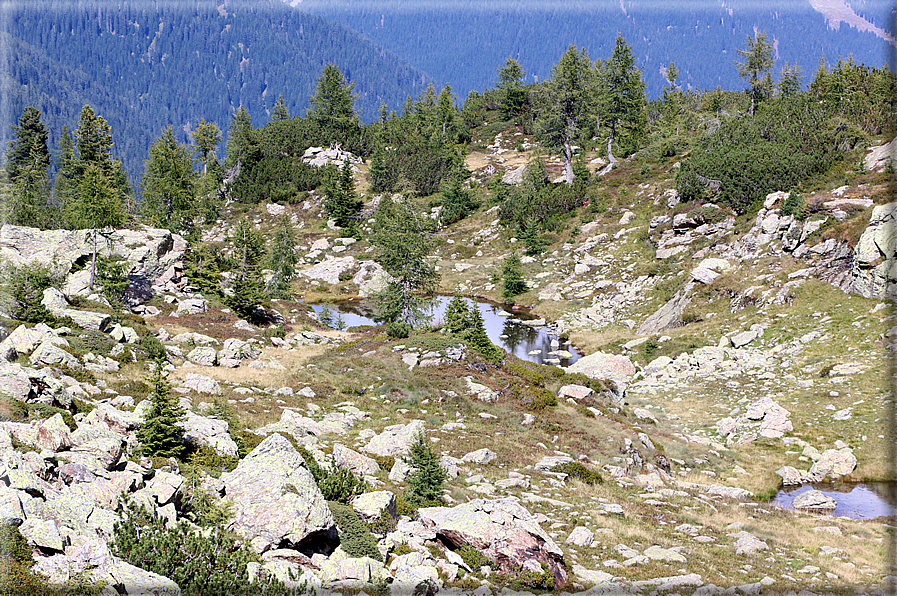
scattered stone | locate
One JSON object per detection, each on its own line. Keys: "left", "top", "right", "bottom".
{"left": 792, "top": 490, "right": 837, "bottom": 511}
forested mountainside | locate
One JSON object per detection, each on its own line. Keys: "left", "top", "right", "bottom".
{"left": 298, "top": 0, "right": 890, "bottom": 100}
{"left": 1, "top": 0, "right": 431, "bottom": 180}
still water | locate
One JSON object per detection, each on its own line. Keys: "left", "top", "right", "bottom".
{"left": 309, "top": 296, "right": 581, "bottom": 366}
{"left": 771, "top": 482, "right": 897, "bottom": 520}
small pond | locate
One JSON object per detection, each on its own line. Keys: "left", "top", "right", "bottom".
{"left": 309, "top": 296, "right": 581, "bottom": 366}
{"left": 771, "top": 482, "right": 897, "bottom": 520}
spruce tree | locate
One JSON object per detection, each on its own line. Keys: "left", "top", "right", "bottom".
{"left": 137, "top": 361, "right": 186, "bottom": 459}
{"left": 54, "top": 126, "right": 80, "bottom": 213}
{"left": 6, "top": 107, "right": 50, "bottom": 182}
{"left": 438, "top": 172, "right": 479, "bottom": 226}
{"left": 443, "top": 293, "right": 474, "bottom": 334}
{"left": 74, "top": 105, "right": 114, "bottom": 176}
{"left": 368, "top": 143, "right": 395, "bottom": 193}
{"left": 405, "top": 431, "right": 447, "bottom": 506}
{"left": 227, "top": 218, "right": 266, "bottom": 322}
{"left": 224, "top": 106, "right": 254, "bottom": 169}
{"left": 308, "top": 63, "right": 358, "bottom": 126}
{"left": 267, "top": 215, "right": 298, "bottom": 299}
{"left": 323, "top": 161, "right": 363, "bottom": 231}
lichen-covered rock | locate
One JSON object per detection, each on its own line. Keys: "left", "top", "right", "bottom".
{"left": 218, "top": 338, "right": 260, "bottom": 361}
{"left": 564, "top": 351, "right": 635, "bottom": 384}
{"left": 40, "top": 288, "right": 110, "bottom": 331}
{"left": 792, "top": 489, "right": 837, "bottom": 511}
{"left": 331, "top": 443, "right": 380, "bottom": 476}
{"left": 219, "top": 433, "right": 336, "bottom": 553}
{"left": 418, "top": 498, "right": 567, "bottom": 587}
{"left": 362, "top": 420, "right": 427, "bottom": 457}
{"left": 775, "top": 466, "right": 803, "bottom": 486}
{"left": 806, "top": 448, "right": 857, "bottom": 481}
{"left": 29, "top": 341, "right": 80, "bottom": 369}
{"left": 181, "top": 373, "right": 222, "bottom": 395}
{"left": 351, "top": 491, "right": 397, "bottom": 523}
{"left": 35, "top": 413, "right": 73, "bottom": 452}
{"left": 186, "top": 346, "right": 217, "bottom": 367}
{"left": 176, "top": 298, "right": 208, "bottom": 315}
{"left": 180, "top": 411, "right": 237, "bottom": 457}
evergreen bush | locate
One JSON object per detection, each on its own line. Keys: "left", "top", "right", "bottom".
{"left": 327, "top": 502, "right": 383, "bottom": 561}
{"left": 136, "top": 361, "right": 187, "bottom": 459}
{"left": 0, "top": 262, "right": 63, "bottom": 324}
{"left": 404, "top": 431, "right": 447, "bottom": 506}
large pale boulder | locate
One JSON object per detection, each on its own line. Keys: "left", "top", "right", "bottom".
{"left": 186, "top": 346, "right": 217, "bottom": 367}
{"left": 637, "top": 284, "right": 692, "bottom": 336}
{"left": 352, "top": 491, "right": 397, "bottom": 523}
{"left": 362, "top": 420, "right": 427, "bottom": 457}
{"left": 564, "top": 351, "right": 634, "bottom": 384}
{"left": 40, "top": 288, "right": 111, "bottom": 331}
{"left": 792, "top": 489, "right": 837, "bottom": 511}
{"left": 29, "top": 341, "right": 80, "bottom": 369}
{"left": 0, "top": 362, "right": 73, "bottom": 409}
{"left": 806, "top": 448, "right": 857, "bottom": 481}
{"left": 418, "top": 498, "right": 567, "bottom": 587}
{"left": 35, "top": 413, "right": 73, "bottom": 452}
{"left": 32, "top": 538, "right": 181, "bottom": 595}
{"left": 218, "top": 338, "right": 260, "bottom": 361}
{"left": 848, "top": 202, "right": 897, "bottom": 300}
{"left": 219, "top": 433, "right": 336, "bottom": 553}
{"left": 298, "top": 256, "right": 356, "bottom": 285}
{"left": 180, "top": 410, "right": 238, "bottom": 457}
{"left": 331, "top": 444, "right": 380, "bottom": 476}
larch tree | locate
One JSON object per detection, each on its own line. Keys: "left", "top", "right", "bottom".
{"left": 267, "top": 215, "right": 298, "bottom": 299}
{"left": 54, "top": 126, "right": 80, "bottom": 212}
{"left": 597, "top": 34, "right": 647, "bottom": 165}
{"left": 370, "top": 196, "right": 439, "bottom": 335}
{"left": 535, "top": 45, "right": 595, "bottom": 185}
{"left": 778, "top": 62, "right": 803, "bottom": 98}
{"left": 70, "top": 164, "right": 124, "bottom": 290}
{"left": 74, "top": 105, "right": 114, "bottom": 175}
{"left": 224, "top": 106, "right": 254, "bottom": 170}
{"left": 736, "top": 31, "right": 775, "bottom": 115}
{"left": 497, "top": 58, "right": 527, "bottom": 120}
{"left": 140, "top": 126, "right": 197, "bottom": 230}
{"left": 271, "top": 94, "right": 290, "bottom": 122}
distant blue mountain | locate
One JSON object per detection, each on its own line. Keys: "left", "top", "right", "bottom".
{"left": 295, "top": 0, "right": 892, "bottom": 98}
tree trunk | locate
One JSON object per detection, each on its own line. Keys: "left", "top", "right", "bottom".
{"left": 562, "top": 140, "right": 575, "bottom": 185}
{"left": 607, "top": 124, "right": 617, "bottom": 166}
{"left": 89, "top": 226, "right": 98, "bottom": 291}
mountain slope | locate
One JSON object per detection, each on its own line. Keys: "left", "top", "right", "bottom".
{"left": 297, "top": 0, "right": 891, "bottom": 98}
{"left": 1, "top": 0, "right": 432, "bottom": 181}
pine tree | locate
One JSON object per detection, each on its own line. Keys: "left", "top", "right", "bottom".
{"left": 438, "top": 172, "right": 479, "bottom": 225}
{"left": 404, "top": 430, "right": 447, "bottom": 506}
{"left": 436, "top": 85, "right": 457, "bottom": 137}
{"left": 597, "top": 34, "right": 647, "bottom": 164}
{"left": 192, "top": 118, "right": 222, "bottom": 174}
{"left": 736, "top": 31, "right": 775, "bottom": 115}
{"left": 502, "top": 253, "right": 527, "bottom": 302}
{"left": 535, "top": 45, "right": 595, "bottom": 184}
{"left": 136, "top": 361, "right": 186, "bottom": 459}
{"left": 267, "top": 215, "right": 298, "bottom": 299}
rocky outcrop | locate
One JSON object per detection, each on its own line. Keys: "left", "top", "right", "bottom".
{"left": 362, "top": 420, "right": 427, "bottom": 457}
{"left": 0, "top": 224, "right": 186, "bottom": 301}
{"left": 637, "top": 284, "right": 692, "bottom": 335}
{"left": 41, "top": 288, "right": 110, "bottom": 331}
{"left": 219, "top": 433, "right": 336, "bottom": 553}
{"left": 564, "top": 351, "right": 634, "bottom": 385}
{"left": 845, "top": 202, "right": 897, "bottom": 300}
{"left": 418, "top": 498, "right": 567, "bottom": 587}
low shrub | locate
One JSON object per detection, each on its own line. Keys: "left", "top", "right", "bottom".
{"left": 69, "top": 329, "right": 116, "bottom": 357}
{"left": 556, "top": 460, "right": 603, "bottom": 485}
{"left": 0, "top": 262, "right": 65, "bottom": 324}
{"left": 138, "top": 333, "right": 167, "bottom": 361}
{"left": 457, "top": 544, "right": 488, "bottom": 571}
{"left": 298, "top": 448, "right": 367, "bottom": 504}
{"left": 327, "top": 501, "right": 382, "bottom": 561}
{"left": 513, "top": 561, "right": 554, "bottom": 591}
{"left": 366, "top": 508, "right": 398, "bottom": 536}
{"left": 112, "top": 502, "right": 294, "bottom": 596}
